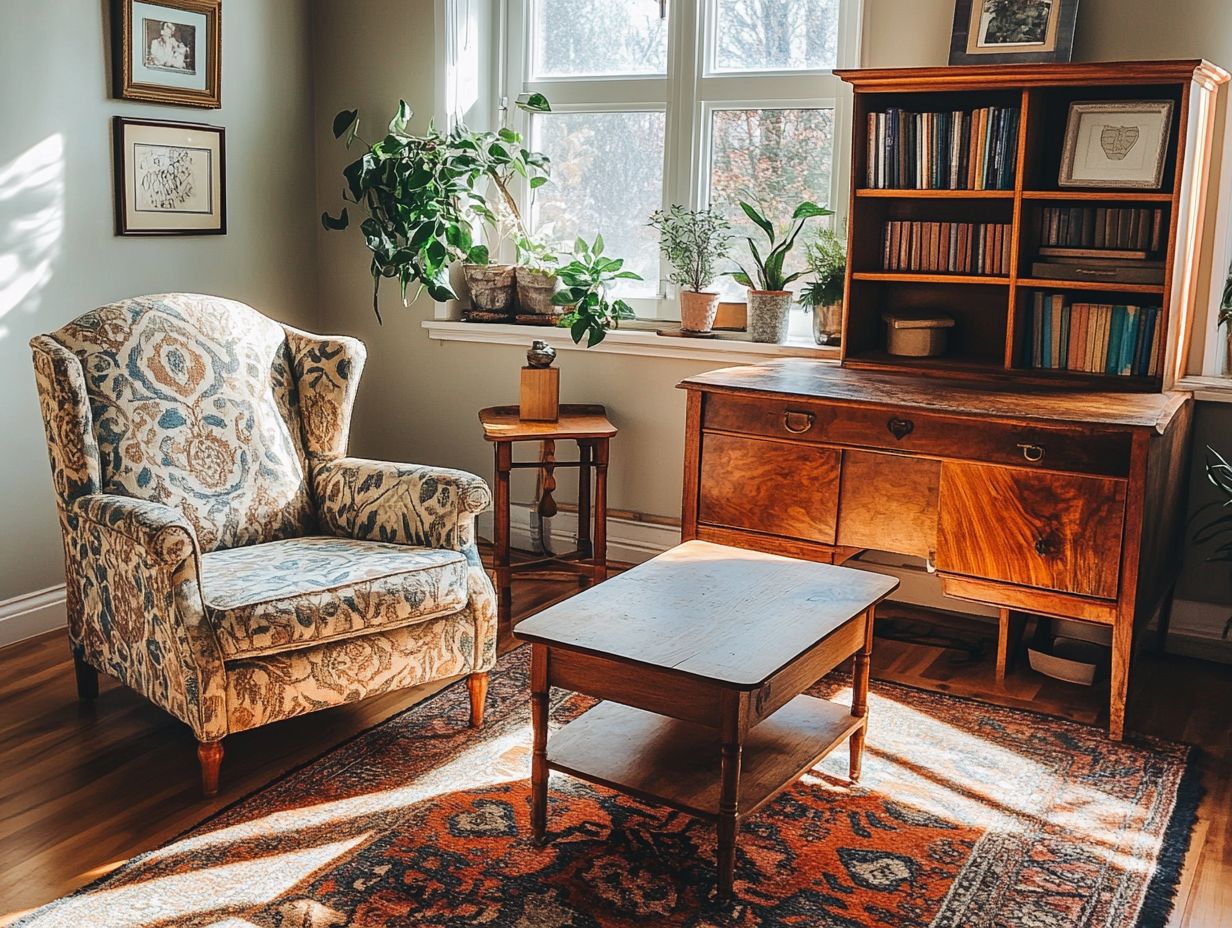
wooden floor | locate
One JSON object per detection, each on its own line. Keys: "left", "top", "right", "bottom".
{"left": 0, "top": 560, "right": 1229, "bottom": 925}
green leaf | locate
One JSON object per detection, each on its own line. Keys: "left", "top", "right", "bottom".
{"left": 574, "top": 236, "right": 590, "bottom": 258}
{"left": 593, "top": 233, "right": 604, "bottom": 257}
{"left": 570, "top": 317, "right": 589, "bottom": 344}
{"left": 466, "top": 244, "right": 490, "bottom": 265}
{"left": 332, "top": 109, "right": 358, "bottom": 139}
{"left": 791, "top": 201, "right": 832, "bottom": 220}
{"left": 529, "top": 175, "right": 548, "bottom": 189}
{"left": 321, "top": 208, "right": 349, "bottom": 231}
{"left": 740, "top": 201, "right": 775, "bottom": 244}
{"left": 498, "top": 127, "right": 519, "bottom": 143}
{"left": 388, "top": 99, "right": 413, "bottom": 135}
{"left": 518, "top": 92, "right": 552, "bottom": 113}
{"left": 612, "top": 271, "right": 643, "bottom": 280}
{"left": 587, "top": 324, "right": 606, "bottom": 347}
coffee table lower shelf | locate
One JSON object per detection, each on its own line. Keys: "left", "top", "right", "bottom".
{"left": 547, "top": 694, "right": 864, "bottom": 822}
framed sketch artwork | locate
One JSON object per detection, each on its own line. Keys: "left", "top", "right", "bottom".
{"left": 1059, "top": 101, "right": 1175, "bottom": 189}
{"left": 113, "top": 117, "right": 226, "bottom": 235}
{"left": 114, "top": 0, "right": 221, "bottom": 107}
{"left": 948, "top": 0, "right": 1079, "bottom": 65}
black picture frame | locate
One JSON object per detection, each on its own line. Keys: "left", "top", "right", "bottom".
{"left": 113, "top": 116, "right": 227, "bottom": 236}
{"left": 949, "top": 0, "right": 1079, "bottom": 66}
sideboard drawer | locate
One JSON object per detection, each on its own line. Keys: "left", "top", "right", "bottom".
{"left": 935, "top": 462, "right": 1127, "bottom": 599}
{"left": 703, "top": 393, "right": 1132, "bottom": 477}
{"left": 698, "top": 432, "right": 840, "bottom": 544}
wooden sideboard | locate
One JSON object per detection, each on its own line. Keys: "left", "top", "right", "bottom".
{"left": 679, "top": 359, "right": 1192, "bottom": 740}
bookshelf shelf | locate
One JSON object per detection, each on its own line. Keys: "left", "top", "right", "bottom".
{"left": 853, "top": 272, "right": 1010, "bottom": 286}
{"left": 834, "top": 60, "right": 1220, "bottom": 391}
{"left": 856, "top": 189, "right": 1015, "bottom": 199}
{"left": 1020, "top": 278, "right": 1166, "bottom": 295}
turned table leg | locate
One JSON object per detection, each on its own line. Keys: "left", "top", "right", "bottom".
{"left": 493, "top": 442, "right": 513, "bottom": 630}
{"left": 849, "top": 606, "right": 875, "bottom": 782}
{"left": 592, "top": 439, "right": 609, "bottom": 584}
{"left": 530, "top": 645, "right": 550, "bottom": 843}
{"left": 576, "top": 441, "right": 593, "bottom": 576}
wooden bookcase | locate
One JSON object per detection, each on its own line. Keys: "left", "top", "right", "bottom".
{"left": 835, "top": 60, "right": 1229, "bottom": 392}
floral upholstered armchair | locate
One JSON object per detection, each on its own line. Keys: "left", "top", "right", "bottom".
{"left": 30, "top": 293, "right": 497, "bottom": 796}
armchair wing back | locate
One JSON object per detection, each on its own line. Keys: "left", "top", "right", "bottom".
{"left": 31, "top": 293, "right": 496, "bottom": 797}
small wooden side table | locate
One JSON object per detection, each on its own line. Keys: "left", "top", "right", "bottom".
{"left": 478, "top": 404, "right": 617, "bottom": 628}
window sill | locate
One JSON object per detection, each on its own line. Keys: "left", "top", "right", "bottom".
{"left": 421, "top": 320, "right": 842, "bottom": 365}
{"left": 1176, "top": 375, "right": 1232, "bottom": 404}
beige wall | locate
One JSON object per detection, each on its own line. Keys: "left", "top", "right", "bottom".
{"left": 0, "top": 1, "right": 319, "bottom": 602}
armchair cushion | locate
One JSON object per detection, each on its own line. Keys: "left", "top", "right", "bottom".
{"left": 199, "top": 536, "right": 469, "bottom": 660}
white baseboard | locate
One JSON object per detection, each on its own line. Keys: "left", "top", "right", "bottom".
{"left": 0, "top": 585, "right": 66, "bottom": 647}
{"left": 1164, "top": 599, "right": 1232, "bottom": 664}
{"left": 505, "top": 504, "right": 681, "bottom": 565}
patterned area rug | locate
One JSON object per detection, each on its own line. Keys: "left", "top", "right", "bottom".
{"left": 16, "top": 649, "right": 1199, "bottom": 928}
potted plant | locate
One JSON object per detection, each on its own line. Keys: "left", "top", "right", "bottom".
{"left": 798, "top": 226, "right": 847, "bottom": 346}
{"left": 729, "top": 200, "right": 832, "bottom": 343}
{"left": 1221, "top": 261, "right": 1232, "bottom": 375}
{"left": 322, "top": 101, "right": 489, "bottom": 320}
{"left": 552, "top": 235, "right": 642, "bottom": 346}
{"left": 514, "top": 226, "right": 562, "bottom": 315}
{"left": 649, "top": 205, "right": 733, "bottom": 333}
{"left": 1194, "top": 446, "right": 1232, "bottom": 640}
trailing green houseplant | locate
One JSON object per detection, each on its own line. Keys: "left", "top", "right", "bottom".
{"left": 1193, "top": 445, "right": 1232, "bottom": 639}
{"left": 552, "top": 235, "right": 642, "bottom": 346}
{"left": 798, "top": 226, "right": 847, "bottom": 345}
{"left": 1220, "top": 261, "right": 1232, "bottom": 375}
{"left": 729, "top": 199, "right": 832, "bottom": 343}
{"left": 649, "top": 205, "right": 733, "bottom": 333}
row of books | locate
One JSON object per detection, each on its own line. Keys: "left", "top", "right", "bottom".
{"left": 866, "top": 107, "right": 1020, "bottom": 191}
{"left": 1028, "top": 293, "right": 1163, "bottom": 377}
{"left": 882, "top": 221, "right": 1013, "bottom": 276}
{"left": 1039, "top": 206, "right": 1165, "bottom": 253}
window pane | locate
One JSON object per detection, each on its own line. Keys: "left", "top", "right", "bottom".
{"left": 533, "top": 0, "right": 668, "bottom": 78}
{"left": 532, "top": 111, "right": 665, "bottom": 297}
{"left": 713, "top": 0, "right": 840, "bottom": 72}
{"left": 709, "top": 107, "right": 835, "bottom": 296}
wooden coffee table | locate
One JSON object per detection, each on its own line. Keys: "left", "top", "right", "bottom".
{"left": 513, "top": 540, "right": 899, "bottom": 898}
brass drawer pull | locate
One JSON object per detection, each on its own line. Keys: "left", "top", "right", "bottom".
{"left": 783, "top": 410, "right": 816, "bottom": 434}
{"left": 1018, "top": 442, "right": 1046, "bottom": 464}
{"left": 887, "top": 417, "right": 914, "bottom": 440}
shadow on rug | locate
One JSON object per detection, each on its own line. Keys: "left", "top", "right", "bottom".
{"left": 15, "top": 648, "right": 1200, "bottom": 928}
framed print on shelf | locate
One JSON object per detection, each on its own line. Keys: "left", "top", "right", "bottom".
{"left": 114, "top": 0, "right": 221, "bottom": 108}
{"left": 1059, "top": 101, "right": 1175, "bottom": 190}
{"left": 948, "top": 0, "right": 1079, "bottom": 65}
{"left": 113, "top": 117, "right": 226, "bottom": 235}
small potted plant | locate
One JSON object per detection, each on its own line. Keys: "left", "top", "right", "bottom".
{"left": 729, "top": 200, "right": 831, "bottom": 343}
{"left": 798, "top": 226, "right": 847, "bottom": 346}
{"left": 649, "top": 205, "right": 733, "bottom": 333}
{"left": 552, "top": 235, "right": 642, "bottom": 346}
{"left": 514, "top": 226, "right": 562, "bottom": 315}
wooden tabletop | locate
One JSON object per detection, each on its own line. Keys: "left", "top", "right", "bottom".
{"left": 678, "top": 359, "right": 1188, "bottom": 432}
{"left": 514, "top": 540, "right": 899, "bottom": 689}
{"left": 478, "top": 404, "right": 618, "bottom": 441}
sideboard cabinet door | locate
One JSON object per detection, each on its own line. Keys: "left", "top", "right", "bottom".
{"left": 698, "top": 433, "right": 840, "bottom": 544}
{"left": 935, "top": 462, "right": 1127, "bottom": 600}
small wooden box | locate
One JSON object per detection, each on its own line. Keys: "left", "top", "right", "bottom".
{"left": 519, "top": 366, "right": 560, "bottom": 421}
{"left": 713, "top": 301, "right": 747, "bottom": 331}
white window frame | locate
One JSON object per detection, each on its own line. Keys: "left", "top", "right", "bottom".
{"left": 503, "top": 0, "right": 863, "bottom": 321}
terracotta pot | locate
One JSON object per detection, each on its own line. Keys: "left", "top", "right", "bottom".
{"left": 812, "top": 300, "right": 842, "bottom": 346}
{"left": 515, "top": 267, "right": 560, "bottom": 314}
{"left": 679, "top": 290, "right": 721, "bottom": 333}
{"left": 463, "top": 264, "right": 516, "bottom": 313}
{"left": 747, "top": 290, "right": 792, "bottom": 343}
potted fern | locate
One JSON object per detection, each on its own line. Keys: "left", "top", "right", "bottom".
{"left": 729, "top": 200, "right": 832, "bottom": 343}
{"left": 649, "top": 205, "right": 733, "bottom": 333}
{"left": 799, "top": 226, "right": 847, "bottom": 346}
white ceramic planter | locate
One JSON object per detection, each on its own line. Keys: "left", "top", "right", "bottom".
{"left": 747, "top": 290, "right": 792, "bottom": 343}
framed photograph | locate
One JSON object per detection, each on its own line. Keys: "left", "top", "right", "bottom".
{"left": 948, "top": 0, "right": 1079, "bottom": 65}
{"left": 1059, "top": 101, "right": 1175, "bottom": 190}
{"left": 113, "top": 117, "right": 226, "bottom": 235}
{"left": 114, "top": 0, "right": 221, "bottom": 108}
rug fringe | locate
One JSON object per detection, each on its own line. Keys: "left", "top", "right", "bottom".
{"left": 1135, "top": 746, "right": 1206, "bottom": 928}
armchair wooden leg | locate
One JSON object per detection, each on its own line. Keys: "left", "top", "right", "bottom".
{"left": 197, "top": 740, "right": 224, "bottom": 798}
{"left": 73, "top": 653, "right": 98, "bottom": 701}
{"left": 468, "top": 672, "right": 489, "bottom": 728}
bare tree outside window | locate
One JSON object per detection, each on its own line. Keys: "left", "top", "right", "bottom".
{"left": 714, "top": 0, "right": 839, "bottom": 71}
{"left": 533, "top": 0, "right": 667, "bottom": 77}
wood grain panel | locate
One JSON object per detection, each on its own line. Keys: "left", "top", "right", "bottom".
{"left": 548, "top": 650, "right": 721, "bottom": 728}
{"left": 837, "top": 451, "right": 940, "bottom": 558}
{"left": 698, "top": 432, "right": 840, "bottom": 544}
{"left": 936, "top": 462, "right": 1127, "bottom": 599}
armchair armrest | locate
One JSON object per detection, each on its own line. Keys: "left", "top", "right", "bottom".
{"left": 65, "top": 494, "right": 226, "bottom": 742}
{"left": 313, "top": 457, "right": 492, "bottom": 551}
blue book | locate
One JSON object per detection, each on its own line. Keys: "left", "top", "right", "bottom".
{"left": 1137, "top": 308, "right": 1157, "bottom": 376}
{"left": 1042, "top": 299, "right": 1053, "bottom": 369}
{"left": 1106, "top": 305, "right": 1126, "bottom": 375}
{"left": 1059, "top": 303, "right": 1071, "bottom": 369}
{"left": 1120, "top": 306, "right": 1140, "bottom": 376}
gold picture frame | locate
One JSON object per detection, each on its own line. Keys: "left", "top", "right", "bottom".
{"left": 114, "top": 0, "right": 221, "bottom": 108}
{"left": 1059, "top": 101, "right": 1175, "bottom": 190}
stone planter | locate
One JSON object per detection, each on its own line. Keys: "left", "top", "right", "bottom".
{"left": 463, "top": 263, "right": 516, "bottom": 313}
{"left": 812, "top": 300, "right": 842, "bottom": 346}
{"left": 679, "top": 290, "right": 721, "bottom": 333}
{"left": 747, "top": 290, "right": 792, "bottom": 343}
{"left": 515, "top": 267, "right": 559, "bottom": 314}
